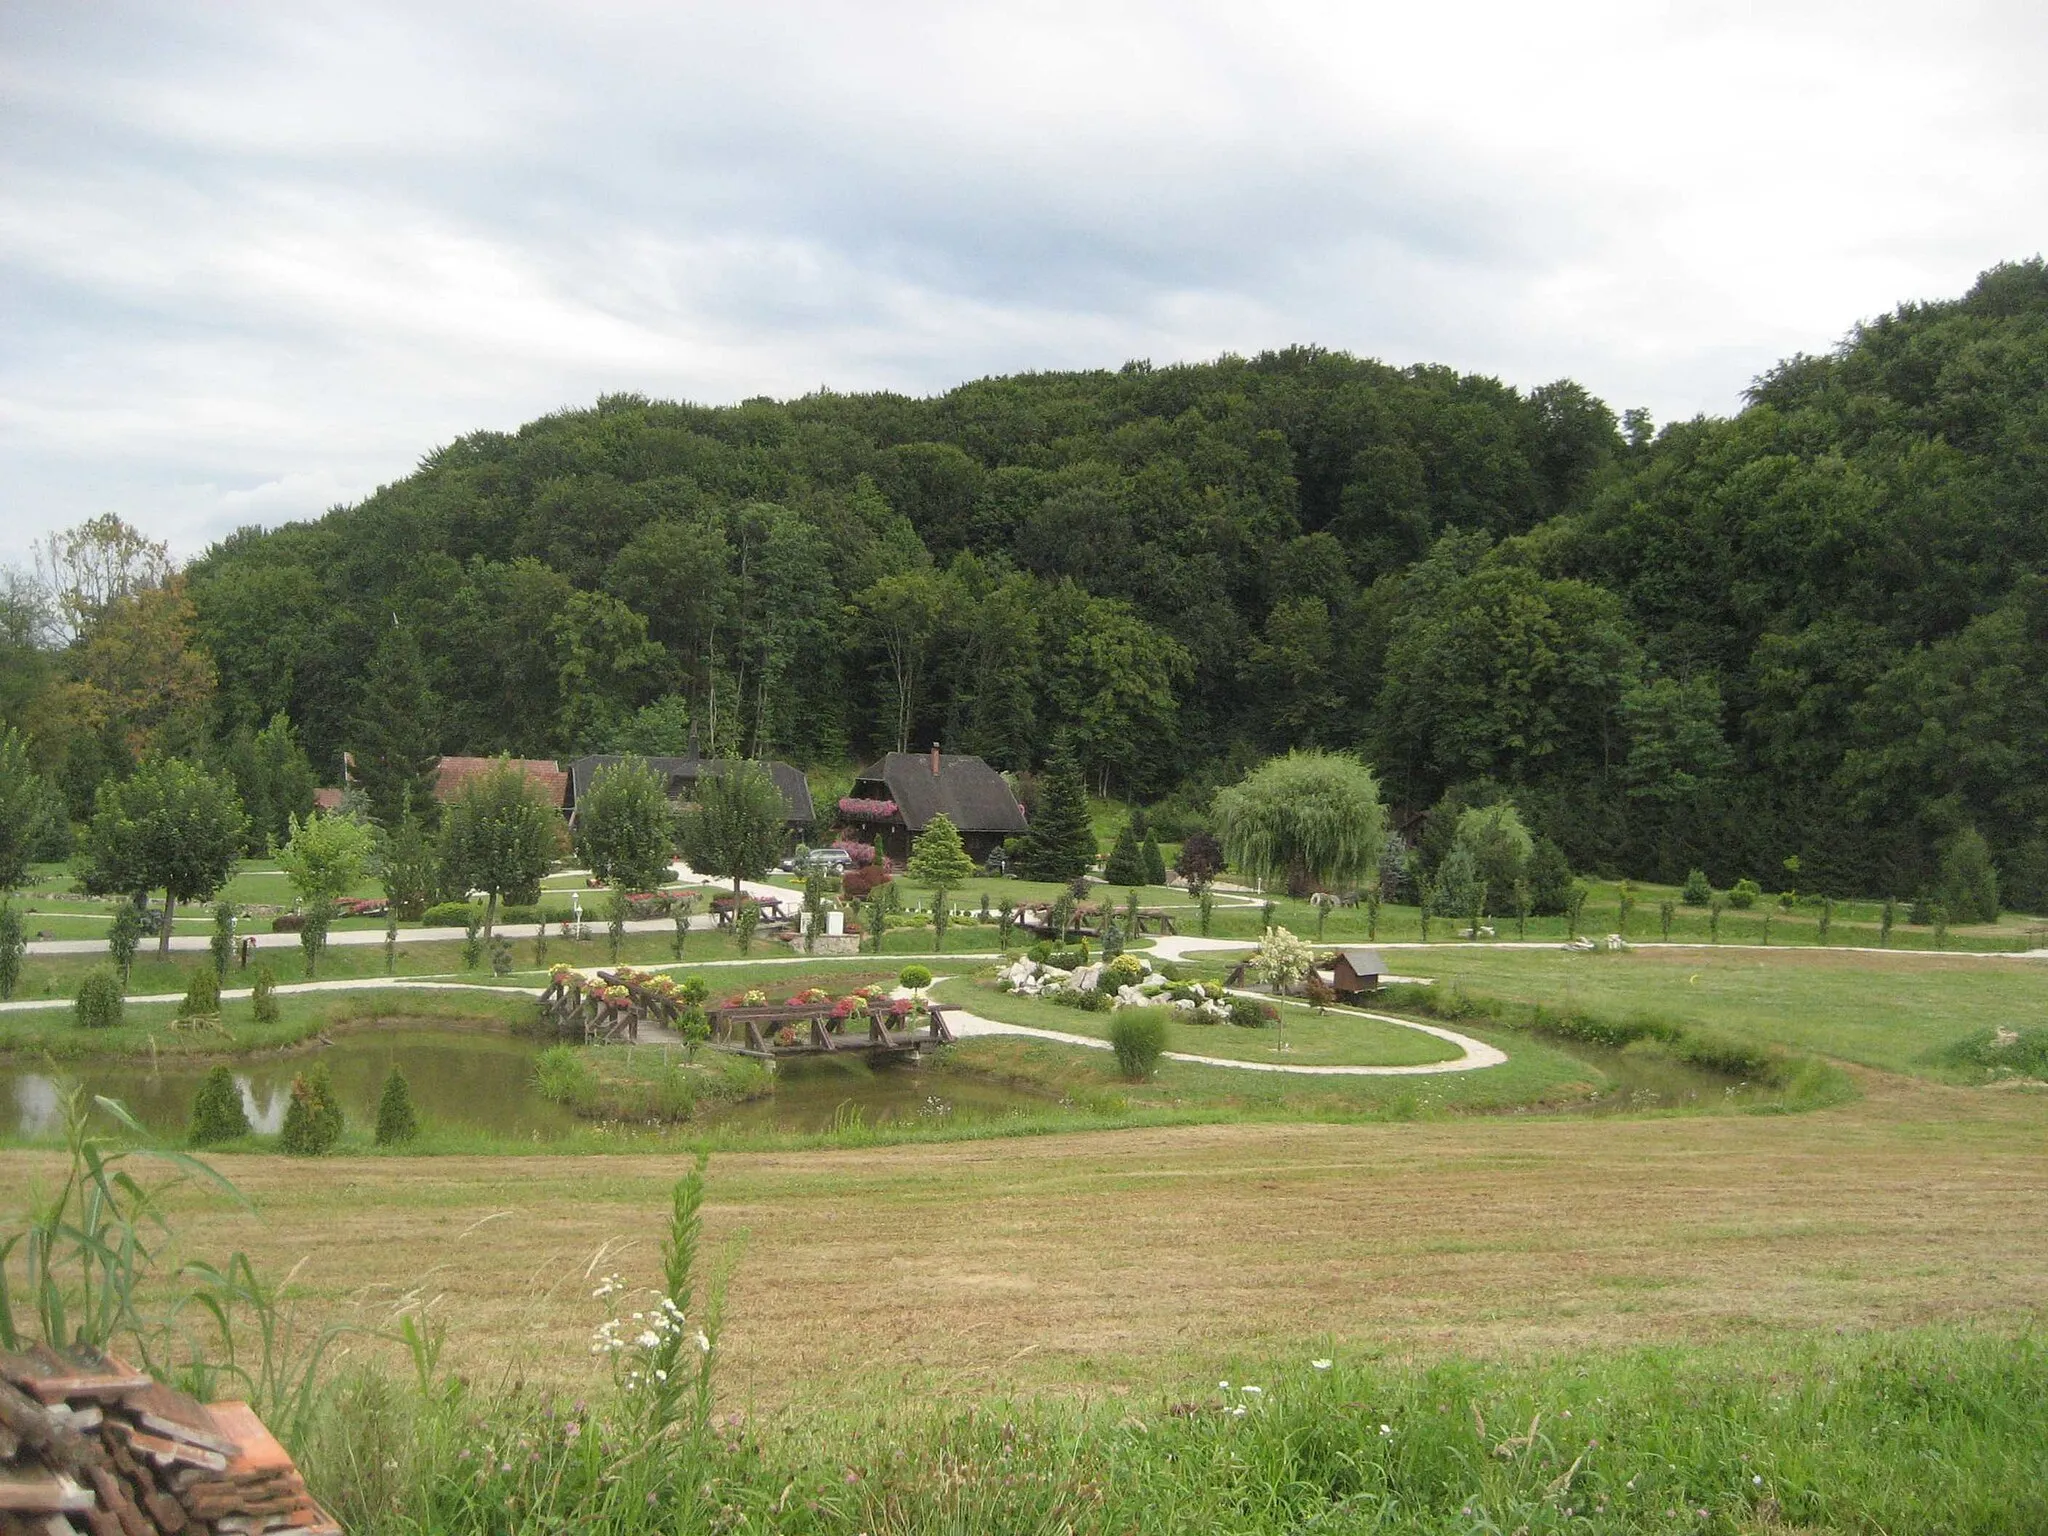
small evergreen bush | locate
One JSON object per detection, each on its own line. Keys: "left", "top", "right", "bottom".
{"left": 1109, "top": 1008, "right": 1168, "bottom": 1079}
{"left": 897, "top": 964, "right": 932, "bottom": 990}
{"left": 422, "top": 900, "right": 481, "bottom": 926}
{"left": 177, "top": 965, "right": 221, "bottom": 1021}
{"left": 279, "top": 1063, "right": 342, "bottom": 1155}
{"left": 1681, "top": 868, "right": 1712, "bottom": 905}
{"left": 251, "top": 963, "right": 281, "bottom": 1022}
{"left": 374, "top": 1066, "right": 419, "bottom": 1146}
{"left": 1102, "top": 822, "right": 1147, "bottom": 886}
{"left": 75, "top": 967, "right": 124, "bottom": 1030}
{"left": 188, "top": 1065, "right": 251, "bottom": 1146}
{"left": 1728, "top": 878, "right": 1761, "bottom": 910}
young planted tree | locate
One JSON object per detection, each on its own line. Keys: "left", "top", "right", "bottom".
{"left": 906, "top": 812, "right": 975, "bottom": 953}
{"left": 802, "top": 867, "right": 828, "bottom": 954}
{"left": 1526, "top": 838, "right": 1575, "bottom": 917}
{"left": 278, "top": 810, "right": 372, "bottom": 973}
{"left": 209, "top": 900, "right": 235, "bottom": 980}
{"left": 1102, "top": 821, "right": 1147, "bottom": 887}
{"left": 1616, "top": 881, "right": 1636, "bottom": 937}
{"left": 677, "top": 760, "right": 786, "bottom": 899}
{"left": 1512, "top": 879, "right": 1531, "bottom": 941}
{"left": 1214, "top": 752, "right": 1385, "bottom": 898}
{"left": 79, "top": 757, "right": 248, "bottom": 959}
{"left": 575, "top": 758, "right": 675, "bottom": 892}
{"left": 607, "top": 885, "right": 628, "bottom": 962}
{"left": 1142, "top": 829, "right": 1167, "bottom": 887}
{"left": 1451, "top": 803, "right": 1533, "bottom": 918}
{"left": 279, "top": 1064, "right": 342, "bottom": 1155}
{"left": 0, "top": 902, "right": 21, "bottom": 999}
{"left": 1880, "top": 897, "right": 1896, "bottom": 948}
{"left": 1564, "top": 883, "right": 1587, "bottom": 938}
{"left": 375, "top": 1066, "right": 419, "bottom": 1146}
{"left": 1659, "top": 899, "right": 1675, "bottom": 941}
{"left": 251, "top": 964, "right": 280, "bottom": 1022}
{"left": 440, "top": 759, "right": 559, "bottom": 941}
{"left": 1709, "top": 898, "right": 1723, "bottom": 943}
{"left": 1174, "top": 830, "right": 1224, "bottom": 894}
{"left": 381, "top": 797, "right": 438, "bottom": 920}
{"left": 1011, "top": 746, "right": 1096, "bottom": 883}
{"left": 732, "top": 898, "right": 759, "bottom": 956}
{"left": 1939, "top": 829, "right": 2000, "bottom": 924}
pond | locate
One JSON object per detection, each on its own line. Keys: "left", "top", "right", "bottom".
{"left": 0, "top": 1028, "right": 1062, "bottom": 1143}
{"left": 0, "top": 1021, "right": 1763, "bottom": 1143}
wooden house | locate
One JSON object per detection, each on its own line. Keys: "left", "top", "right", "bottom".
{"left": 840, "top": 746, "right": 1028, "bottom": 864}
{"left": 1326, "top": 946, "right": 1386, "bottom": 1001}
{"left": 432, "top": 756, "right": 570, "bottom": 812}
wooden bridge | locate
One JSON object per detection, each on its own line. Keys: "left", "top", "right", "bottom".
{"left": 705, "top": 999, "right": 953, "bottom": 1060}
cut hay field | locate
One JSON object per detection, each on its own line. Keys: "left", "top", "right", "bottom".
{"left": 31, "top": 1068, "right": 2039, "bottom": 1408}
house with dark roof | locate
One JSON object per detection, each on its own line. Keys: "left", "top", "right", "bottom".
{"left": 432, "top": 756, "right": 570, "bottom": 811}
{"left": 1324, "top": 947, "right": 1387, "bottom": 1001}
{"left": 565, "top": 755, "right": 815, "bottom": 830}
{"left": 841, "top": 747, "right": 1027, "bottom": 864}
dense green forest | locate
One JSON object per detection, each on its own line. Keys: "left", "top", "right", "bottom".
{"left": 7, "top": 261, "right": 2047, "bottom": 908}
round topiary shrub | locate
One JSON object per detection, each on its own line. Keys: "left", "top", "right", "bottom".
{"left": 897, "top": 964, "right": 933, "bottom": 991}
{"left": 188, "top": 1065, "right": 251, "bottom": 1146}
{"left": 1681, "top": 868, "right": 1712, "bottom": 906}
{"left": 1109, "top": 1008, "right": 1168, "bottom": 1080}
{"left": 279, "top": 1063, "right": 342, "bottom": 1155}
{"left": 74, "top": 967, "right": 124, "bottom": 1030}
{"left": 1727, "top": 878, "right": 1761, "bottom": 910}
{"left": 421, "top": 900, "right": 482, "bottom": 927}
{"left": 374, "top": 1066, "right": 418, "bottom": 1146}
{"left": 1227, "top": 996, "right": 1275, "bottom": 1029}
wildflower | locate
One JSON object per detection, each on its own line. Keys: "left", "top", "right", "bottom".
{"left": 1379, "top": 1424, "right": 1392, "bottom": 1437}
{"left": 1241, "top": 1386, "right": 1263, "bottom": 1396}
{"left": 1311, "top": 1359, "right": 1332, "bottom": 1371}
{"left": 637, "top": 1330, "right": 661, "bottom": 1349}
{"left": 695, "top": 1330, "right": 712, "bottom": 1352}
{"left": 1230, "top": 1405, "right": 1247, "bottom": 1417}
{"left": 1217, "top": 1381, "right": 1229, "bottom": 1392}
{"left": 1753, "top": 1475, "right": 1764, "bottom": 1486}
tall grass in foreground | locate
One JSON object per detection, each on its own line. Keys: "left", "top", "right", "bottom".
{"left": 303, "top": 1329, "right": 2048, "bottom": 1534}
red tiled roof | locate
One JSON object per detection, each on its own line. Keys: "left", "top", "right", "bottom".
{"left": 311, "top": 787, "right": 345, "bottom": 812}
{"left": 432, "top": 756, "right": 569, "bottom": 808}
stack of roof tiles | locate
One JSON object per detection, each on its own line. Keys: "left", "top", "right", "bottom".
{"left": 0, "top": 1345, "right": 338, "bottom": 1536}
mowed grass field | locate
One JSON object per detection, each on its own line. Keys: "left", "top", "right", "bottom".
{"left": 27, "top": 1066, "right": 2036, "bottom": 1409}
{"left": 1395, "top": 944, "right": 2048, "bottom": 1076}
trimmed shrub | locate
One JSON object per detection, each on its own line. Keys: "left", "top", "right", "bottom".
{"left": 279, "top": 1063, "right": 342, "bottom": 1155}
{"left": 1681, "top": 868, "right": 1712, "bottom": 905}
{"left": 188, "top": 1066, "right": 250, "bottom": 1146}
{"left": 421, "top": 900, "right": 481, "bottom": 927}
{"left": 898, "top": 964, "right": 933, "bottom": 990}
{"left": 1227, "top": 996, "right": 1275, "bottom": 1029}
{"left": 177, "top": 965, "right": 221, "bottom": 1021}
{"left": 841, "top": 865, "right": 893, "bottom": 902}
{"left": 374, "top": 1066, "right": 419, "bottom": 1146}
{"left": 0, "top": 902, "right": 23, "bottom": 1001}
{"left": 1728, "top": 878, "right": 1761, "bottom": 910}
{"left": 1109, "top": 1008, "right": 1168, "bottom": 1079}
{"left": 75, "top": 967, "right": 124, "bottom": 1030}
{"left": 269, "top": 913, "right": 304, "bottom": 933}
{"left": 251, "top": 964, "right": 281, "bottom": 1022}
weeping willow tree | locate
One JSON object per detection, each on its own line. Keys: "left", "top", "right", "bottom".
{"left": 1213, "top": 752, "right": 1386, "bottom": 897}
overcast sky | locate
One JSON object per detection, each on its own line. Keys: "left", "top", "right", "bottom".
{"left": 3, "top": 1, "right": 2043, "bottom": 566}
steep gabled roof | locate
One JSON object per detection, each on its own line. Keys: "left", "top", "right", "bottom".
{"left": 433, "top": 756, "right": 568, "bottom": 808}
{"left": 567, "top": 755, "right": 814, "bottom": 824}
{"left": 1332, "top": 946, "right": 1387, "bottom": 975}
{"left": 851, "top": 752, "right": 1027, "bottom": 835}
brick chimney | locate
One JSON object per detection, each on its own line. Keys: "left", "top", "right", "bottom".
{"left": 930, "top": 742, "right": 941, "bottom": 776}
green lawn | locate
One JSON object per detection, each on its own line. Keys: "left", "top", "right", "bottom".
{"left": 1393, "top": 944, "right": 2048, "bottom": 1077}
{"left": 934, "top": 976, "right": 1463, "bottom": 1067}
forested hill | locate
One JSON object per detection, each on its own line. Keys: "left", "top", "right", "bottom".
{"left": 183, "top": 260, "right": 2048, "bottom": 904}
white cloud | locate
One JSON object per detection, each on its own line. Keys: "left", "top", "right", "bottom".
{"left": 1, "top": 0, "right": 2043, "bottom": 564}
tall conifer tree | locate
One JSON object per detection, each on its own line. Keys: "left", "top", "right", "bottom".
{"left": 1013, "top": 745, "right": 1095, "bottom": 882}
{"left": 350, "top": 623, "right": 441, "bottom": 830}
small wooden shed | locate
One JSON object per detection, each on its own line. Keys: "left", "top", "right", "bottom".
{"left": 1327, "top": 946, "right": 1386, "bottom": 1000}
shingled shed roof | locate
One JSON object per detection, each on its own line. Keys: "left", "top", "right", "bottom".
{"left": 852, "top": 751, "right": 1028, "bottom": 835}
{"left": 566, "top": 755, "right": 814, "bottom": 825}
{"left": 432, "top": 755, "right": 569, "bottom": 809}
{"left": 0, "top": 1342, "right": 340, "bottom": 1536}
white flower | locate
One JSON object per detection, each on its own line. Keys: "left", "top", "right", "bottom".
{"left": 694, "top": 1330, "right": 711, "bottom": 1353}
{"left": 1753, "top": 1475, "right": 1763, "bottom": 1486}
{"left": 1230, "top": 1405, "right": 1247, "bottom": 1417}
{"left": 1311, "top": 1359, "right": 1332, "bottom": 1371}
{"left": 636, "top": 1330, "right": 661, "bottom": 1349}
{"left": 1241, "top": 1386, "right": 1263, "bottom": 1396}
{"left": 1218, "top": 1381, "right": 1229, "bottom": 1392}
{"left": 1379, "top": 1424, "right": 1392, "bottom": 1436}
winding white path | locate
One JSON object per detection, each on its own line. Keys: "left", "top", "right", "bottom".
{"left": 939, "top": 991, "right": 1506, "bottom": 1077}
